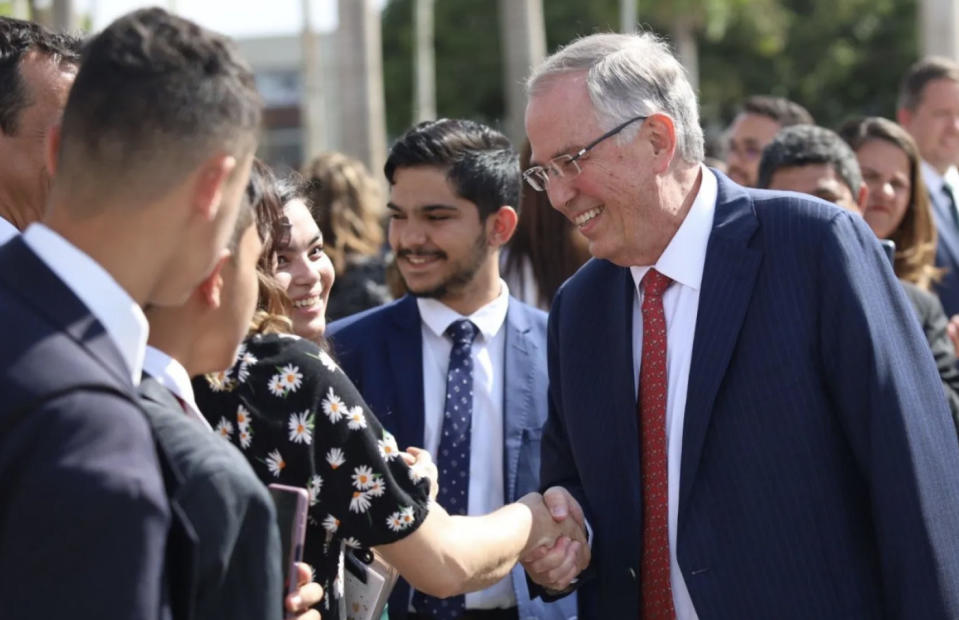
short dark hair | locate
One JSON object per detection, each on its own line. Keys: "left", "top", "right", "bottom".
{"left": 0, "top": 17, "right": 81, "bottom": 135}
{"left": 741, "top": 95, "right": 814, "bottom": 127}
{"left": 898, "top": 56, "right": 959, "bottom": 111}
{"left": 757, "top": 124, "right": 862, "bottom": 194}
{"left": 384, "top": 118, "right": 519, "bottom": 220}
{"left": 57, "top": 8, "right": 261, "bottom": 201}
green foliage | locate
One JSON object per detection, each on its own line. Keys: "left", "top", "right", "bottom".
{"left": 381, "top": 0, "right": 919, "bottom": 145}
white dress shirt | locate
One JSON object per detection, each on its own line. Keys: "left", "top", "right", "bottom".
{"left": 416, "top": 281, "right": 514, "bottom": 610}
{"left": 628, "top": 166, "right": 716, "bottom": 620}
{"left": 22, "top": 223, "right": 148, "bottom": 385}
{"left": 142, "top": 345, "right": 212, "bottom": 431}
{"left": 0, "top": 216, "right": 18, "bottom": 244}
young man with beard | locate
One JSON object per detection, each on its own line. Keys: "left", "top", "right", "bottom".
{"left": 327, "top": 118, "right": 578, "bottom": 620}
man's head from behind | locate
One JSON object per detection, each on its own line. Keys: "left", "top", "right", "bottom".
{"left": 146, "top": 164, "right": 262, "bottom": 377}
{"left": 51, "top": 8, "right": 262, "bottom": 306}
{"left": 757, "top": 124, "right": 866, "bottom": 213}
{"left": 383, "top": 118, "right": 519, "bottom": 312}
{"left": 725, "top": 95, "right": 813, "bottom": 187}
{"left": 897, "top": 56, "right": 959, "bottom": 174}
{"left": 0, "top": 17, "right": 80, "bottom": 227}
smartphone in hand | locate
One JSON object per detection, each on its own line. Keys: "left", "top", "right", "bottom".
{"left": 268, "top": 483, "right": 309, "bottom": 596}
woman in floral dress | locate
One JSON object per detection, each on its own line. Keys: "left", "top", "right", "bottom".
{"left": 194, "top": 166, "right": 571, "bottom": 619}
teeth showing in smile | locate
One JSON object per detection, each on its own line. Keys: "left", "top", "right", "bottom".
{"left": 574, "top": 207, "right": 603, "bottom": 227}
{"left": 293, "top": 295, "right": 319, "bottom": 309}
{"left": 406, "top": 255, "right": 436, "bottom": 265}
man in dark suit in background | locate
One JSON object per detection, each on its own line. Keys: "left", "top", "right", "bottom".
{"left": 520, "top": 32, "right": 959, "bottom": 619}
{"left": 758, "top": 123, "right": 959, "bottom": 429}
{"left": 329, "top": 118, "right": 578, "bottom": 620}
{"left": 0, "top": 17, "right": 80, "bottom": 243}
{"left": 899, "top": 57, "right": 959, "bottom": 318}
{"left": 0, "top": 8, "right": 261, "bottom": 618}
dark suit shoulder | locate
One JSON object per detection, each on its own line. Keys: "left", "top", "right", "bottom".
{"left": 0, "top": 388, "right": 170, "bottom": 619}
{"left": 328, "top": 294, "right": 414, "bottom": 338}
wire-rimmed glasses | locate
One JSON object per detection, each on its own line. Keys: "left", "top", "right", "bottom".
{"left": 522, "top": 114, "right": 648, "bottom": 192}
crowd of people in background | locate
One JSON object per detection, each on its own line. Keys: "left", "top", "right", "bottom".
{"left": 2, "top": 8, "right": 959, "bottom": 620}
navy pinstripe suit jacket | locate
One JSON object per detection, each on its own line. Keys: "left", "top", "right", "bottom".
{"left": 542, "top": 171, "right": 959, "bottom": 619}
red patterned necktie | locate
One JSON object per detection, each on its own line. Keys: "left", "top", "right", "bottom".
{"left": 638, "top": 268, "right": 675, "bottom": 620}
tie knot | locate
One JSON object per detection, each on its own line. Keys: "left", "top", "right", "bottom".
{"left": 642, "top": 269, "right": 672, "bottom": 298}
{"left": 446, "top": 319, "right": 478, "bottom": 346}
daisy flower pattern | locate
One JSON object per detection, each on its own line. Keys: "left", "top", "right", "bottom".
{"left": 215, "top": 417, "right": 233, "bottom": 439}
{"left": 321, "top": 387, "right": 346, "bottom": 423}
{"left": 235, "top": 404, "right": 250, "bottom": 428}
{"left": 326, "top": 447, "right": 346, "bottom": 469}
{"left": 267, "top": 374, "right": 285, "bottom": 397}
{"left": 377, "top": 432, "right": 400, "bottom": 461}
{"left": 346, "top": 406, "right": 367, "bottom": 430}
{"left": 288, "top": 410, "right": 314, "bottom": 444}
{"left": 190, "top": 333, "right": 431, "bottom": 620}
{"left": 238, "top": 426, "right": 253, "bottom": 449}
{"left": 278, "top": 364, "right": 303, "bottom": 393}
{"left": 265, "top": 449, "right": 285, "bottom": 478}
{"left": 386, "top": 508, "right": 414, "bottom": 532}
{"left": 309, "top": 474, "right": 323, "bottom": 505}
{"left": 351, "top": 465, "right": 375, "bottom": 490}
{"left": 318, "top": 350, "right": 338, "bottom": 372}
{"left": 322, "top": 514, "right": 340, "bottom": 534}
{"left": 349, "top": 491, "right": 372, "bottom": 513}
{"left": 366, "top": 478, "right": 385, "bottom": 497}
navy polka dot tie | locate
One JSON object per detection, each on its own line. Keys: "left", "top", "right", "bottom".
{"left": 412, "top": 318, "right": 478, "bottom": 620}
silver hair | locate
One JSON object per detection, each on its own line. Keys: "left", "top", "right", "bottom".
{"left": 527, "top": 32, "right": 704, "bottom": 164}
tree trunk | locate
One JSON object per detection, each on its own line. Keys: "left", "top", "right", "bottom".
{"left": 498, "top": 0, "right": 546, "bottom": 145}
{"left": 336, "top": 0, "right": 387, "bottom": 178}
{"left": 301, "top": 0, "right": 326, "bottom": 164}
{"left": 672, "top": 16, "right": 699, "bottom": 93}
{"left": 413, "top": 0, "right": 436, "bottom": 123}
{"left": 920, "top": 0, "right": 959, "bottom": 61}
{"left": 620, "top": 0, "right": 638, "bottom": 34}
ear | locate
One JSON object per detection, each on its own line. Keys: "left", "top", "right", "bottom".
{"left": 896, "top": 107, "right": 911, "bottom": 128}
{"left": 192, "top": 154, "right": 237, "bottom": 221}
{"left": 486, "top": 205, "right": 519, "bottom": 246}
{"left": 645, "top": 113, "right": 677, "bottom": 174}
{"left": 45, "top": 123, "right": 62, "bottom": 177}
{"left": 856, "top": 182, "right": 869, "bottom": 213}
{"left": 197, "top": 250, "right": 231, "bottom": 310}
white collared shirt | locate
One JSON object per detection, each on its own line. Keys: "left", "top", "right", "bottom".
{"left": 416, "top": 281, "right": 514, "bottom": 610}
{"left": 0, "top": 216, "right": 18, "bottom": 245}
{"left": 628, "top": 165, "right": 716, "bottom": 620}
{"left": 142, "top": 345, "right": 212, "bottom": 431}
{"left": 22, "top": 223, "right": 148, "bottom": 385}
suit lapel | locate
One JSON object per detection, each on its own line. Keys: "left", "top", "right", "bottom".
{"left": 387, "top": 296, "right": 426, "bottom": 449}
{"left": 931, "top": 194, "right": 959, "bottom": 265}
{"left": 679, "top": 177, "right": 761, "bottom": 522}
{"left": 502, "top": 300, "right": 535, "bottom": 502}
{"left": 0, "top": 238, "right": 132, "bottom": 388}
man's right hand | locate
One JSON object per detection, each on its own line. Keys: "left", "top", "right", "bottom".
{"left": 519, "top": 486, "right": 591, "bottom": 592}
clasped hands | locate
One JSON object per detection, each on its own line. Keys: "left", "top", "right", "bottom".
{"left": 517, "top": 487, "right": 591, "bottom": 592}
{"left": 400, "top": 448, "right": 589, "bottom": 591}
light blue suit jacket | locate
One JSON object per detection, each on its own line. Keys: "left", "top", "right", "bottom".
{"left": 328, "top": 295, "right": 577, "bottom": 620}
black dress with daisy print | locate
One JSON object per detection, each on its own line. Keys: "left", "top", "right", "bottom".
{"left": 193, "top": 332, "right": 430, "bottom": 620}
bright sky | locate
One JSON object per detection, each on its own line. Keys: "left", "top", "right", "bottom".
{"left": 75, "top": 0, "right": 386, "bottom": 37}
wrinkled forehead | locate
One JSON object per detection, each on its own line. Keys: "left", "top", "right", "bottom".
{"left": 525, "top": 72, "right": 599, "bottom": 166}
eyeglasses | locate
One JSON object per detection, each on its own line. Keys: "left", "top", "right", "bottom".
{"left": 522, "top": 115, "right": 648, "bottom": 192}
